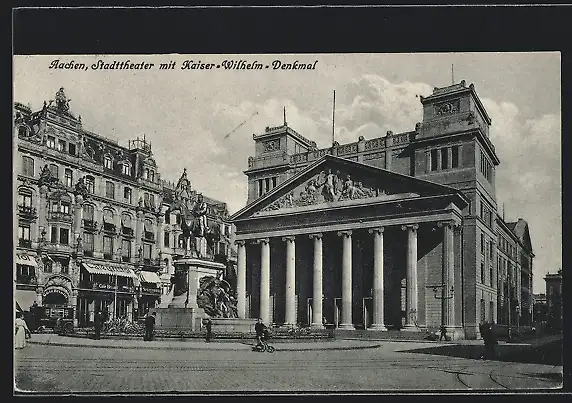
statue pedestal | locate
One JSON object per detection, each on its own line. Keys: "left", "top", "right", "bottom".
{"left": 155, "top": 258, "right": 225, "bottom": 332}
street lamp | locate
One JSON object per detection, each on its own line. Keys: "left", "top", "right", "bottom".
{"left": 431, "top": 284, "right": 454, "bottom": 340}
{"left": 516, "top": 304, "right": 521, "bottom": 339}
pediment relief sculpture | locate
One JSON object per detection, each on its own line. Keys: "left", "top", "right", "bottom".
{"left": 260, "top": 168, "right": 391, "bottom": 212}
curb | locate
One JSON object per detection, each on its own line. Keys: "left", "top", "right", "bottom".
{"left": 29, "top": 339, "right": 380, "bottom": 352}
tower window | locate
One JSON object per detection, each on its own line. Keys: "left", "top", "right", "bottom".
{"left": 430, "top": 149, "right": 438, "bottom": 171}
{"left": 440, "top": 147, "right": 448, "bottom": 169}
{"left": 122, "top": 163, "right": 131, "bottom": 176}
{"left": 272, "top": 177, "right": 277, "bottom": 188}
{"left": 104, "top": 156, "right": 113, "bottom": 170}
{"left": 451, "top": 145, "right": 460, "bottom": 168}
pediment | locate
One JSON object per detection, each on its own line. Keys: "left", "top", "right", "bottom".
{"left": 231, "top": 155, "right": 467, "bottom": 220}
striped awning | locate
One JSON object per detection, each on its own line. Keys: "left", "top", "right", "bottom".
{"left": 139, "top": 271, "right": 161, "bottom": 284}
{"left": 82, "top": 262, "right": 137, "bottom": 279}
{"left": 15, "top": 254, "right": 37, "bottom": 267}
{"left": 15, "top": 289, "right": 38, "bottom": 311}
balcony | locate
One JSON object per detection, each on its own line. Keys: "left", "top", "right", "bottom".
{"left": 17, "top": 205, "right": 37, "bottom": 220}
{"left": 103, "top": 222, "right": 116, "bottom": 234}
{"left": 121, "top": 226, "right": 134, "bottom": 237}
{"left": 16, "top": 275, "right": 37, "bottom": 285}
{"left": 18, "top": 238, "right": 32, "bottom": 248}
{"left": 83, "top": 219, "right": 98, "bottom": 231}
{"left": 48, "top": 211, "right": 73, "bottom": 223}
{"left": 143, "top": 231, "right": 155, "bottom": 242}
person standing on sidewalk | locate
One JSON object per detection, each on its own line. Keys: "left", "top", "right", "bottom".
{"left": 94, "top": 310, "right": 104, "bottom": 340}
{"left": 15, "top": 311, "right": 31, "bottom": 349}
{"left": 144, "top": 312, "right": 156, "bottom": 341}
{"left": 205, "top": 318, "right": 212, "bottom": 343}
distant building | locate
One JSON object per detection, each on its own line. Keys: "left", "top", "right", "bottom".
{"left": 14, "top": 88, "right": 232, "bottom": 327}
{"left": 545, "top": 269, "right": 562, "bottom": 329}
{"left": 532, "top": 293, "right": 548, "bottom": 324}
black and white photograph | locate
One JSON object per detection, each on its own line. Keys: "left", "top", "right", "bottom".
{"left": 13, "top": 49, "right": 563, "bottom": 392}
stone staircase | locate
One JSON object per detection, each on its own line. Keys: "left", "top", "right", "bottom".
{"left": 334, "top": 328, "right": 429, "bottom": 341}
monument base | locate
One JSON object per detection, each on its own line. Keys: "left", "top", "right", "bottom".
{"left": 154, "top": 307, "right": 203, "bottom": 332}
{"left": 208, "top": 318, "right": 258, "bottom": 334}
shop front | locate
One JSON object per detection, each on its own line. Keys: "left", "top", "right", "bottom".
{"left": 15, "top": 253, "right": 39, "bottom": 311}
{"left": 77, "top": 262, "right": 137, "bottom": 327}
{"left": 138, "top": 270, "right": 162, "bottom": 319}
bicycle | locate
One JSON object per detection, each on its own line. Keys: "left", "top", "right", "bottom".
{"left": 252, "top": 339, "right": 275, "bottom": 353}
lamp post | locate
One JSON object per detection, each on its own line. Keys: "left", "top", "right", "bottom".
{"left": 516, "top": 304, "right": 521, "bottom": 339}
{"left": 431, "top": 283, "right": 454, "bottom": 340}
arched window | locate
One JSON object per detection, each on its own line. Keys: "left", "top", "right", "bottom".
{"left": 178, "top": 234, "right": 185, "bottom": 248}
{"left": 103, "top": 209, "right": 114, "bottom": 223}
{"left": 83, "top": 204, "right": 95, "bottom": 221}
{"left": 144, "top": 168, "right": 149, "bottom": 180}
{"left": 85, "top": 176, "right": 95, "bottom": 194}
{"left": 144, "top": 218, "right": 153, "bottom": 234}
{"left": 121, "top": 213, "right": 132, "bottom": 228}
{"left": 150, "top": 170, "right": 155, "bottom": 182}
{"left": 64, "top": 168, "right": 73, "bottom": 187}
{"left": 22, "top": 156, "right": 34, "bottom": 176}
{"left": 104, "top": 155, "right": 113, "bottom": 170}
{"left": 49, "top": 164, "right": 59, "bottom": 179}
{"left": 18, "top": 189, "right": 33, "bottom": 207}
{"left": 121, "top": 162, "right": 131, "bottom": 176}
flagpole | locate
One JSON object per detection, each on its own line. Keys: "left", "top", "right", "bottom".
{"left": 332, "top": 90, "right": 336, "bottom": 147}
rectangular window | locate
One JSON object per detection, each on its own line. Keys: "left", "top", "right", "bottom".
{"left": 61, "top": 262, "right": 69, "bottom": 274}
{"left": 18, "top": 225, "right": 30, "bottom": 240}
{"left": 59, "top": 228, "right": 69, "bottom": 245}
{"left": 480, "top": 299, "right": 486, "bottom": 324}
{"left": 440, "top": 147, "right": 448, "bottom": 169}
{"left": 68, "top": 143, "right": 76, "bottom": 156}
{"left": 489, "top": 301, "right": 494, "bottom": 322}
{"left": 65, "top": 169, "right": 73, "bottom": 187}
{"left": 164, "top": 213, "right": 170, "bottom": 224}
{"left": 22, "top": 156, "right": 34, "bottom": 176}
{"left": 83, "top": 232, "right": 95, "bottom": 252}
{"left": 481, "top": 261, "right": 485, "bottom": 284}
{"left": 489, "top": 240, "right": 494, "bottom": 259}
{"left": 490, "top": 264, "right": 494, "bottom": 287}
{"left": 272, "top": 177, "right": 277, "bottom": 188}
{"left": 258, "top": 179, "right": 263, "bottom": 197}
{"left": 480, "top": 233, "right": 485, "bottom": 254}
{"left": 57, "top": 139, "right": 66, "bottom": 152}
{"left": 123, "top": 187, "right": 132, "bottom": 204}
{"left": 105, "top": 181, "right": 115, "bottom": 199}
{"left": 264, "top": 178, "right": 270, "bottom": 193}
{"left": 51, "top": 226, "right": 58, "bottom": 243}
{"left": 451, "top": 145, "right": 459, "bottom": 168}
{"left": 86, "top": 177, "right": 95, "bottom": 194}
{"left": 164, "top": 231, "right": 170, "bottom": 247}
{"left": 150, "top": 194, "right": 155, "bottom": 208}
{"left": 430, "top": 149, "right": 438, "bottom": 171}
{"left": 104, "top": 157, "right": 113, "bottom": 170}
{"left": 60, "top": 203, "right": 70, "bottom": 214}
{"left": 121, "top": 240, "right": 131, "bottom": 257}
{"left": 103, "top": 236, "right": 113, "bottom": 257}
{"left": 47, "top": 136, "right": 56, "bottom": 149}
{"left": 143, "top": 243, "right": 152, "bottom": 259}
{"left": 49, "top": 164, "right": 59, "bottom": 179}
{"left": 19, "top": 193, "right": 32, "bottom": 207}
{"left": 122, "top": 164, "right": 130, "bottom": 175}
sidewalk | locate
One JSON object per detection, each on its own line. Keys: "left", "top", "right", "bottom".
{"left": 28, "top": 334, "right": 381, "bottom": 352}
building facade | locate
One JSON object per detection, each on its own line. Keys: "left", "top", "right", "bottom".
{"left": 229, "top": 80, "right": 534, "bottom": 339}
{"left": 14, "top": 88, "right": 231, "bottom": 327}
{"left": 544, "top": 269, "right": 562, "bottom": 330}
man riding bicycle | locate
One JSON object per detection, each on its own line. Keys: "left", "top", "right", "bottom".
{"left": 254, "top": 318, "right": 269, "bottom": 348}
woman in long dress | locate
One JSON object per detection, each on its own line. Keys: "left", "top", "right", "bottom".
{"left": 15, "top": 311, "right": 31, "bottom": 349}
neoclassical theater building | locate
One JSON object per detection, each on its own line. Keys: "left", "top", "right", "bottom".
{"left": 14, "top": 89, "right": 232, "bottom": 327}
{"left": 229, "top": 81, "right": 534, "bottom": 339}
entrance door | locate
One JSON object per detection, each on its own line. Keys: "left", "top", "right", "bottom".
{"left": 334, "top": 298, "right": 342, "bottom": 328}
{"left": 363, "top": 297, "right": 373, "bottom": 329}
{"left": 307, "top": 297, "right": 313, "bottom": 326}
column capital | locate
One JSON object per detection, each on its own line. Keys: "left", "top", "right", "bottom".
{"left": 235, "top": 240, "right": 246, "bottom": 247}
{"left": 437, "top": 220, "right": 460, "bottom": 229}
{"left": 368, "top": 227, "right": 385, "bottom": 235}
{"left": 401, "top": 224, "right": 419, "bottom": 232}
{"left": 308, "top": 233, "right": 323, "bottom": 240}
{"left": 282, "top": 236, "right": 296, "bottom": 242}
{"left": 255, "top": 238, "right": 270, "bottom": 245}
{"left": 337, "top": 230, "right": 352, "bottom": 237}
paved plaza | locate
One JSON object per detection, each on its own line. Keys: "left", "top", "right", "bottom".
{"left": 14, "top": 335, "right": 563, "bottom": 393}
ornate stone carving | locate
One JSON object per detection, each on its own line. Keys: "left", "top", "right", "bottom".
{"left": 263, "top": 139, "right": 280, "bottom": 152}
{"left": 73, "top": 177, "right": 89, "bottom": 200}
{"left": 55, "top": 87, "right": 71, "bottom": 113}
{"left": 435, "top": 99, "right": 460, "bottom": 116}
{"left": 260, "top": 168, "right": 390, "bottom": 212}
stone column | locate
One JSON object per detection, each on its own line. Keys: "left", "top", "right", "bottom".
{"left": 309, "top": 233, "right": 323, "bottom": 329}
{"left": 71, "top": 289, "right": 78, "bottom": 327}
{"left": 369, "top": 227, "right": 387, "bottom": 331}
{"left": 437, "top": 221, "right": 457, "bottom": 329}
{"left": 156, "top": 214, "right": 164, "bottom": 259}
{"left": 258, "top": 238, "right": 271, "bottom": 325}
{"left": 338, "top": 230, "right": 354, "bottom": 330}
{"left": 283, "top": 236, "right": 296, "bottom": 326}
{"left": 38, "top": 185, "right": 49, "bottom": 242}
{"left": 401, "top": 224, "right": 419, "bottom": 331}
{"left": 236, "top": 240, "right": 247, "bottom": 318}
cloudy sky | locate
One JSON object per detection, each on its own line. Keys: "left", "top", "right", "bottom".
{"left": 13, "top": 53, "right": 561, "bottom": 293}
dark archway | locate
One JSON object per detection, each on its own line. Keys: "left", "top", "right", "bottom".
{"left": 43, "top": 292, "right": 68, "bottom": 306}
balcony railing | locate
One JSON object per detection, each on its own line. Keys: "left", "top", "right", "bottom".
{"left": 83, "top": 219, "right": 98, "bottom": 230}
{"left": 16, "top": 275, "right": 37, "bottom": 285}
{"left": 103, "top": 223, "right": 116, "bottom": 233}
{"left": 48, "top": 211, "right": 73, "bottom": 223}
{"left": 18, "top": 205, "right": 37, "bottom": 220}
{"left": 18, "top": 238, "right": 32, "bottom": 248}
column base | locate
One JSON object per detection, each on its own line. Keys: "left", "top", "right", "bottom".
{"left": 338, "top": 323, "right": 355, "bottom": 330}
{"left": 310, "top": 323, "right": 325, "bottom": 329}
{"left": 368, "top": 324, "right": 388, "bottom": 331}
{"left": 401, "top": 324, "right": 419, "bottom": 332}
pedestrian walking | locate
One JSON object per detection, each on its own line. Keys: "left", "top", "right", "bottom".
{"left": 205, "top": 318, "right": 212, "bottom": 343}
{"left": 439, "top": 324, "right": 448, "bottom": 341}
{"left": 485, "top": 322, "right": 497, "bottom": 359}
{"left": 144, "top": 311, "right": 156, "bottom": 341}
{"left": 94, "top": 310, "right": 104, "bottom": 340}
{"left": 15, "top": 311, "right": 31, "bottom": 349}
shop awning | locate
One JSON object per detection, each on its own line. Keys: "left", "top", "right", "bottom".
{"left": 139, "top": 271, "right": 161, "bottom": 284}
{"left": 15, "top": 254, "right": 37, "bottom": 267}
{"left": 82, "top": 262, "right": 137, "bottom": 279}
{"left": 15, "top": 289, "right": 38, "bottom": 311}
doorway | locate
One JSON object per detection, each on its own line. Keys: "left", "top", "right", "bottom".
{"left": 363, "top": 297, "right": 373, "bottom": 329}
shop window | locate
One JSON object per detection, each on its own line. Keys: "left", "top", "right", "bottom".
{"left": 22, "top": 156, "right": 34, "bottom": 176}
{"left": 65, "top": 168, "right": 73, "bottom": 188}
{"left": 59, "top": 228, "right": 69, "bottom": 245}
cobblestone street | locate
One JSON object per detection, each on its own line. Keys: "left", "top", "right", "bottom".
{"left": 14, "top": 338, "right": 563, "bottom": 393}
